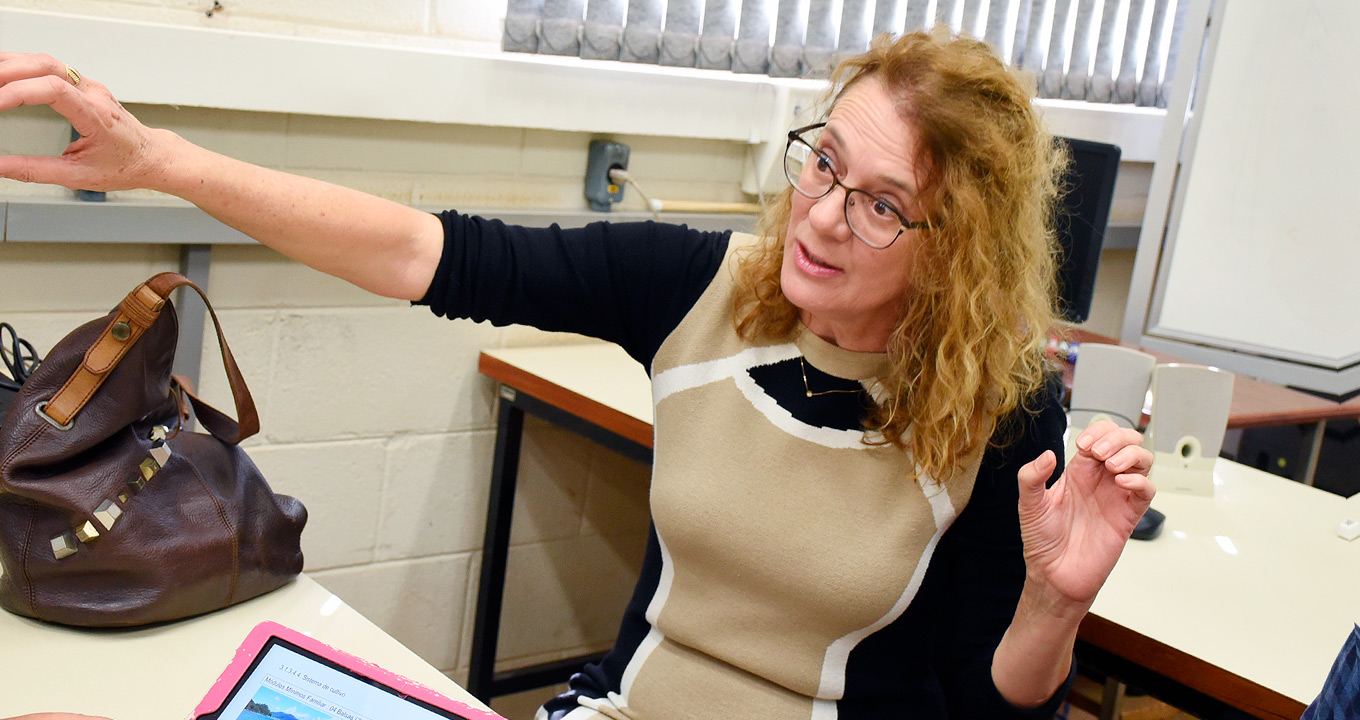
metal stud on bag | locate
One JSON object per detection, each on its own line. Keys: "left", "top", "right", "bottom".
{"left": 74, "top": 521, "right": 100, "bottom": 543}
{"left": 93, "top": 500, "right": 122, "bottom": 531}
{"left": 50, "top": 532, "right": 78, "bottom": 560}
{"left": 48, "top": 426, "right": 175, "bottom": 559}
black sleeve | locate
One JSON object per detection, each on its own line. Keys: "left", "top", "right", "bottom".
{"left": 415, "top": 211, "right": 732, "bottom": 370}
{"left": 932, "top": 375, "right": 1076, "bottom": 719}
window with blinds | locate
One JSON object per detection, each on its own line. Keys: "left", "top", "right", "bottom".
{"left": 502, "top": 0, "right": 1188, "bottom": 107}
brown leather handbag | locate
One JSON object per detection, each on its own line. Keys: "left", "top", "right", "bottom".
{"left": 0, "top": 272, "right": 306, "bottom": 627}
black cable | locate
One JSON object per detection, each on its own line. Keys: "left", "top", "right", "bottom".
{"left": 0, "top": 323, "right": 43, "bottom": 393}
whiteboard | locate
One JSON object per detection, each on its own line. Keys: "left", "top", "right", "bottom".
{"left": 1149, "top": 0, "right": 1360, "bottom": 371}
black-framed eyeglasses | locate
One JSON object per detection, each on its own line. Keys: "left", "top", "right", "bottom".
{"left": 783, "top": 123, "right": 933, "bottom": 249}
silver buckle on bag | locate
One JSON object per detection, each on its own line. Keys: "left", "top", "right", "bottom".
{"left": 35, "top": 401, "right": 75, "bottom": 431}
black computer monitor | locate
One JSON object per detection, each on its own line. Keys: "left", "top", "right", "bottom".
{"left": 1053, "top": 136, "right": 1121, "bottom": 323}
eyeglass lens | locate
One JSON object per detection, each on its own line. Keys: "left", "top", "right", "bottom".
{"left": 783, "top": 132, "right": 906, "bottom": 249}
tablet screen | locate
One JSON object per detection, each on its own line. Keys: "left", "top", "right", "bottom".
{"left": 201, "top": 637, "right": 474, "bottom": 720}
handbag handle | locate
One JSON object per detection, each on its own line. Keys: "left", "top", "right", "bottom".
{"left": 38, "top": 272, "right": 260, "bottom": 444}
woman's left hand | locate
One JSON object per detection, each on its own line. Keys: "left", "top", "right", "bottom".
{"left": 1015, "top": 420, "right": 1155, "bottom": 607}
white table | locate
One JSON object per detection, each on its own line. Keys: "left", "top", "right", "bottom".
{"left": 1081, "top": 459, "right": 1359, "bottom": 718}
{"left": 0, "top": 574, "right": 492, "bottom": 719}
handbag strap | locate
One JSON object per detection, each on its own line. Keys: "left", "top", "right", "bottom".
{"left": 39, "top": 272, "right": 260, "bottom": 444}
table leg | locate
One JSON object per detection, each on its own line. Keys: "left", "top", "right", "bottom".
{"left": 1098, "top": 677, "right": 1126, "bottom": 720}
{"left": 468, "top": 390, "right": 526, "bottom": 701}
{"left": 1296, "top": 421, "right": 1326, "bottom": 486}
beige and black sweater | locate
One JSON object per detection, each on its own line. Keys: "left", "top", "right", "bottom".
{"left": 420, "top": 212, "right": 1071, "bottom": 720}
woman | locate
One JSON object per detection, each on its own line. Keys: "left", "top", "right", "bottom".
{"left": 0, "top": 30, "right": 1152, "bottom": 720}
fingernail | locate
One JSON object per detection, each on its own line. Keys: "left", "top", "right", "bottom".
{"left": 1093, "top": 441, "right": 1111, "bottom": 456}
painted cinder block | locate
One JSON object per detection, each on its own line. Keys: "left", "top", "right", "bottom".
{"left": 519, "top": 131, "right": 750, "bottom": 186}
{"left": 129, "top": 104, "right": 290, "bottom": 168}
{"left": 628, "top": 177, "right": 751, "bottom": 204}
{"left": 510, "top": 423, "right": 593, "bottom": 547}
{"left": 431, "top": 0, "right": 504, "bottom": 43}
{"left": 412, "top": 175, "right": 584, "bottom": 212}
{"left": 312, "top": 553, "right": 473, "bottom": 672}
{"left": 291, "top": 168, "right": 419, "bottom": 204}
{"left": 454, "top": 553, "right": 481, "bottom": 678}
{"left": 494, "top": 532, "right": 646, "bottom": 663}
{"left": 248, "top": 439, "right": 387, "bottom": 570}
{"left": 193, "top": 308, "right": 277, "bottom": 448}
{"left": 264, "top": 308, "right": 501, "bottom": 442}
{"left": 0, "top": 105, "right": 71, "bottom": 157}
{"left": 375, "top": 430, "right": 496, "bottom": 560}
{"left": 285, "top": 115, "right": 523, "bottom": 175}
{"left": 519, "top": 130, "right": 592, "bottom": 179}
{"left": 0, "top": 177, "right": 66, "bottom": 198}
{"left": 0, "top": 243, "right": 178, "bottom": 313}
{"left": 582, "top": 446, "right": 651, "bottom": 540}
{"left": 615, "top": 134, "right": 748, "bottom": 182}
{"left": 207, "top": 245, "right": 399, "bottom": 310}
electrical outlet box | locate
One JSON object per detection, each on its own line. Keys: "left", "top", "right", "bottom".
{"left": 584, "top": 140, "right": 630, "bottom": 212}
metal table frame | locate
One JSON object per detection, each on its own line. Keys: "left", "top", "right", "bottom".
{"left": 466, "top": 382, "right": 651, "bottom": 701}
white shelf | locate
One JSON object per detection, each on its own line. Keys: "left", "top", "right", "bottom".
{"left": 0, "top": 7, "right": 799, "bottom": 143}
{"left": 0, "top": 196, "right": 756, "bottom": 245}
{"left": 0, "top": 7, "right": 1164, "bottom": 161}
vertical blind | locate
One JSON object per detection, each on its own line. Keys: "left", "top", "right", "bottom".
{"left": 502, "top": 0, "right": 1189, "bottom": 107}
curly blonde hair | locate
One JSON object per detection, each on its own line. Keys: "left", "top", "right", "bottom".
{"left": 732, "top": 29, "right": 1066, "bottom": 484}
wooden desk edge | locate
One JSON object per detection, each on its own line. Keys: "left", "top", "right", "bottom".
{"left": 479, "top": 352, "right": 654, "bottom": 450}
{"left": 1227, "top": 402, "right": 1360, "bottom": 429}
{"left": 1078, "top": 613, "right": 1306, "bottom": 720}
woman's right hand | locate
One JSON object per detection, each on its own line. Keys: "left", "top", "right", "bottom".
{"left": 0, "top": 52, "right": 169, "bottom": 192}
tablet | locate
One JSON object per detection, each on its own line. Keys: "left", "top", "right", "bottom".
{"left": 194, "top": 621, "right": 504, "bottom": 720}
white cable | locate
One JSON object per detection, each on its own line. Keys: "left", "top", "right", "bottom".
{"left": 608, "top": 168, "right": 662, "bottom": 221}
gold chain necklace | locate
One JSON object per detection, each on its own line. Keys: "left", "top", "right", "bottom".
{"left": 799, "top": 357, "right": 863, "bottom": 398}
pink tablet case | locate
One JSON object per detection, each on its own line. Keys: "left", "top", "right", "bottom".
{"left": 193, "top": 621, "right": 504, "bottom": 720}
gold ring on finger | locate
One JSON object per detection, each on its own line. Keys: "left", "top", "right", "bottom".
{"left": 64, "top": 64, "right": 82, "bottom": 86}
